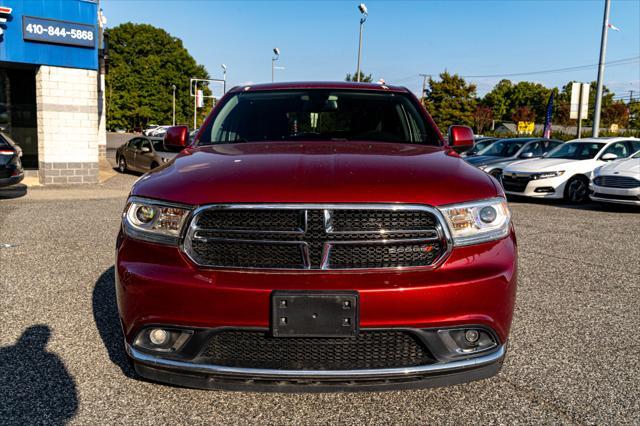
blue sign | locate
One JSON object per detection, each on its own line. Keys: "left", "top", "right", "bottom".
{"left": 0, "top": 0, "right": 98, "bottom": 70}
{"left": 23, "top": 16, "right": 95, "bottom": 48}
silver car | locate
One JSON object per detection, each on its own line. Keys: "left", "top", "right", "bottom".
{"left": 116, "top": 137, "right": 178, "bottom": 173}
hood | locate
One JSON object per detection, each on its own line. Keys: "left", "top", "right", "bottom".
{"left": 131, "top": 141, "right": 498, "bottom": 206}
{"left": 505, "top": 158, "right": 582, "bottom": 173}
{"left": 597, "top": 157, "right": 640, "bottom": 177}
{"left": 464, "top": 155, "right": 505, "bottom": 166}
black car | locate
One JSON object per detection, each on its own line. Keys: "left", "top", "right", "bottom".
{"left": 0, "top": 132, "right": 24, "bottom": 188}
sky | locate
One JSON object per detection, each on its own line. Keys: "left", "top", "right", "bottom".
{"left": 102, "top": 0, "right": 640, "bottom": 98}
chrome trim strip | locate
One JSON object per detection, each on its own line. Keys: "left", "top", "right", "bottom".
{"left": 127, "top": 344, "right": 504, "bottom": 379}
{"left": 182, "top": 203, "right": 453, "bottom": 271}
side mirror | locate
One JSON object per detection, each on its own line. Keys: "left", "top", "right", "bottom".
{"left": 520, "top": 152, "right": 534, "bottom": 159}
{"left": 141, "top": 146, "right": 151, "bottom": 153}
{"left": 600, "top": 153, "right": 618, "bottom": 161}
{"left": 448, "top": 125, "right": 474, "bottom": 153}
{"left": 164, "top": 126, "right": 190, "bottom": 149}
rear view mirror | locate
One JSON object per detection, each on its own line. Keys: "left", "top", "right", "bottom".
{"left": 600, "top": 153, "right": 618, "bottom": 161}
{"left": 141, "top": 147, "right": 151, "bottom": 153}
{"left": 448, "top": 125, "right": 474, "bottom": 153}
{"left": 164, "top": 126, "right": 190, "bottom": 149}
{"left": 520, "top": 152, "right": 534, "bottom": 159}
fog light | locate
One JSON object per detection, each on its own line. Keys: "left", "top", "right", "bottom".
{"left": 464, "top": 329, "right": 480, "bottom": 344}
{"left": 149, "top": 328, "right": 168, "bottom": 345}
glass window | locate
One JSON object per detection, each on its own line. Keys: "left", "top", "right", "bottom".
{"left": 520, "top": 141, "right": 543, "bottom": 157}
{"left": 139, "top": 139, "right": 151, "bottom": 151}
{"left": 601, "top": 142, "right": 629, "bottom": 159}
{"left": 478, "top": 139, "right": 527, "bottom": 157}
{"left": 547, "top": 142, "right": 605, "bottom": 160}
{"left": 151, "top": 139, "right": 165, "bottom": 152}
{"left": 627, "top": 140, "right": 640, "bottom": 153}
{"left": 198, "top": 90, "right": 439, "bottom": 145}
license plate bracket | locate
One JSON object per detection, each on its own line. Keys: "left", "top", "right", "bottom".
{"left": 271, "top": 291, "right": 359, "bottom": 337}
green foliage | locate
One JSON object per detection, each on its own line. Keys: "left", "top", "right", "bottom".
{"left": 345, "top": 71, "right": 373, "bottom": 83}
{"left": 424, "top": 72, "right": 477, "bottom": 130}
{"left": 105, "top": 23, "right": 211, "bottom": 131}
{"left": 483, "top": 80, "right": 551, "bottom": 122}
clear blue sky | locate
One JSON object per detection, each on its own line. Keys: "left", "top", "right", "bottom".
{"left": 102, "top": 0, "right": 640, "bottom": 97}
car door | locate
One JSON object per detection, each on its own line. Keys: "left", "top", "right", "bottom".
{"left": 124, "top": 138, "right": 141, "bottom": 166}
{"left": 136, "top": 138, "right": 154, "bottom": 171}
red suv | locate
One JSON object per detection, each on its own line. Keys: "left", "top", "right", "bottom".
{"left": 116, "top": 82, "right": 517, "bottom": 392}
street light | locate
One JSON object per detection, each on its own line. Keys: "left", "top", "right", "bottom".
{"left": 171, "top": 84, "right": 176, "bottom": 126}
{"left": 355, "top": 3, "right": 368, "bottom": 83}
{"left": 272, "top": 48, "right": 280, "bottom": 83}
{"left": 221, "top": 64, "right": 227, "bottom": 93}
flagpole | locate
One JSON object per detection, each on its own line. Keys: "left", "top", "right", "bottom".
{"left": 592, "top": 0, "right": 611, "bottom": 137}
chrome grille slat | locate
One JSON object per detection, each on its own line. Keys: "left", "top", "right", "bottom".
{"left": 594, "top": 175, "right": 640, "bottom": 189}
{"left": 183, "top": 204, "right": 451, "bottom": 270}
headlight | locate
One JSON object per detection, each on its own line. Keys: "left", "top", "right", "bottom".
{"left": 123, "top": 197, "right": 192, "bottom": 245}
{"left": 438, "top": 198, "right": 511, "bottom": 246}
{"left": 532, "top": 171, "right": 564, "bottom": 180}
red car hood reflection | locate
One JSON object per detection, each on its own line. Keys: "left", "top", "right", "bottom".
{"left": 131, "top": 141, "right": 498, "bottom": 206}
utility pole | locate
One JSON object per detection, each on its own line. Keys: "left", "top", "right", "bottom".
{"left": 629, "top": 90, "right": 634, "bottom": 104}
{"left": 171, "top": 84, "right": 176, "bottom": 126}
{"left": 419, "top": 74, "right": 430, "bottom": 102}
{"left": 592, "top": 0, "right": 611, "bottom": 137}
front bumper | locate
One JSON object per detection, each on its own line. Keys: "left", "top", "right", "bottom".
{"left": 116, "top": 231, "right": 517, "bottom": 391}
{"left": 503, "top": 175, "right": 567, "bottom": 199}
{"left": 127, "top": 342, "right": 505, "bottom": 392}
{"left": 589, "top": 183, "right": 640, "bottom": 206}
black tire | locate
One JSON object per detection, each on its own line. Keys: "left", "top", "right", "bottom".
{"left": 564, "top": 176, "right": 589, "bottom": 204}
{"left": 118, "top": 156, "right": 127, "bottom": 173}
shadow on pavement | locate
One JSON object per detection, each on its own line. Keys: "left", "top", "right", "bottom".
{"left": 0, "top": 325, "right": 78, "bottom": 425}
{"left": 0, "top": 184, "right": 27, "bottom": 200}
{"left": 92, "top": 266, "right": 135, "bottom": 378}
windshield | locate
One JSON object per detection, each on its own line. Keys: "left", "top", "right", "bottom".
{"left": 547, "top": 142, "right": 605, "bottom": 160}
{"left": 478, "top": 139, "right": 528, "bottom": 157}
{"left": 632, "top": 150, "right": 640, "bottom": 159}
{"left": 197, "top": 90, "right": 439, "bottom": 145}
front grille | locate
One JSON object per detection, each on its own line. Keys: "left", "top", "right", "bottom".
{"left": 200, "top": 330, "right": 433, "bottom": 370}
{"left": 185, "top": 205, "right": 446, "bottom": 270}
{"left": 502, "top": 175, "right": 532, "bottom": 192}
{"left": 593, "top": 175, "right": 640, "bottom": 189}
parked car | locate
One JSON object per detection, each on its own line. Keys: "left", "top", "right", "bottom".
{"left": 143, "top": 125, "right": 159, "bottom": 136}
{"left": 465, "top": 138, "right": 563, "bottom": 179}
{"left": 115, "top": 136, "right": 179, "bottom": 173}
{"left": 461, "top": 137, "right": 500, "bottom": 157}
{"left": 0, "top": 132, "right": 24, "bottom": 188}
{"left": 148, "top": 125, "right": 172, "bottom": 137}
{"left": 116, "top": 82, "right": 517, "bottom": 392}
{"left": 589, "top": 149, "right": 640, "bottom": 206}
{"left": 502, "top": 137, "right": 640, "bottom": 203}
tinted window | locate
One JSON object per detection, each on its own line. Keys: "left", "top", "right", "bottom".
{"left": 547, "top": 142, "right": 605, "bottom": 160}
{"left": 479, "top": 139, "right": 527, "bottom": 157}
{"left": 0, "top": 135, "right": 9, "bottom": 149}
{"left": 152, "top": 139, "right": 165, "bottom": 151}
{"left": 198, "top": 90, "right": 439, "bottom": 145}
{"left": 627, "top": 140, "right": 640, "bottom": 153}
{"left": 139, "top": 139, "right": 151, "bottom": 150}
{"left": 128, "top": 138, "right": 142, "bottom": 149}
{"left": 601, "top": 142, "right": 629, "bottom": 158}
{"left": 520, "top": 141, "right": 544, "bottom": 157}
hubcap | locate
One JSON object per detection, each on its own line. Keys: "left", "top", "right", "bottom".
{"left": 569, "top": 180, "right": 587, "bottom": 202}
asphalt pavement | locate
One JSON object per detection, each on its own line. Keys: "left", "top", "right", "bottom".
{"left": 0, "top": 170, "right": 638, "bottom": 425}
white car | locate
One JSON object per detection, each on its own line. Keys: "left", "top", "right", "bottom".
{"left": 590, "top": 150, "right": 640, "bottom": 206}
{"left": 501, "top": 137, "right": 640, "bottom": 203}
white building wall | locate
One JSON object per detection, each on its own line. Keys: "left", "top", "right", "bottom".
{"left": 36, "top": 65, "right": 99, "bottom": 184}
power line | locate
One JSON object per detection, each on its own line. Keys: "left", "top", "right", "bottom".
{"left": 389, "top": 56, "right": 640, "bottom": 82}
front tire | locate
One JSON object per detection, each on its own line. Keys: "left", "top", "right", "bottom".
{"left": 118, "top": 156, "right": 128, "bottom": 173}
{"left": 564, "top": 176, "right": 589, "bottom": 204}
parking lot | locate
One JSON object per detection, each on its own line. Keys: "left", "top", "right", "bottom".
{"left": 0, "top": 172, "right": 638, "bottom": 425}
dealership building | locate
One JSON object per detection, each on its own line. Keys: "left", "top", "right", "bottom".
{"left": 0, "top": 0, "right": 106, "bottom": 184}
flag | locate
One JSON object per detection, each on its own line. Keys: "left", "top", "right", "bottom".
{"left": 607, "top": 23, "right": 621, "bottom": 31}
{"left": 542, "top": 92, "right": 554, "bottom": 139}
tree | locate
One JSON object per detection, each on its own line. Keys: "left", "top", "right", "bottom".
{"left": 512, "top": 106, "right": 535, "bottom": 123}
{"left": 424, "top": 72, "right": 477, "bottom": 130}
{"left": 473, "top": 105, "right": 493, "bottom": 134}
{"left": 602, "top": 102, "right": 629, "bottom": 128}
{"left": 483, "top": 79, "right": 513, "bottom": 122}
{"left": 629, "top": 101, "right": 640, "bottom": 131}
{"left": 345, "top": 71, "right": 373, "bottom": 83}
{"left": 105, "top": 23, "right": 211, "bottom": 131}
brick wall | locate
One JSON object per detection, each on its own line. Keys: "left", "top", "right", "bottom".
{"left": 36, "top": 66, "right": 100, "bottom": 184}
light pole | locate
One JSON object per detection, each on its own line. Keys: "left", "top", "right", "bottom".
{"left": 355, "top": 3, "right": 368, "bottom": 83}
{"left": 171, "top": 84, "right": 176, "bottom": 126}
{"left": 221, "top": 64, "right": 227, "bottom": 94}
{"left": 272, "top": 48, "right": 280, "bottom": 83}
{"left": 592, "top": 0, "right": 611, "bottom": 137}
